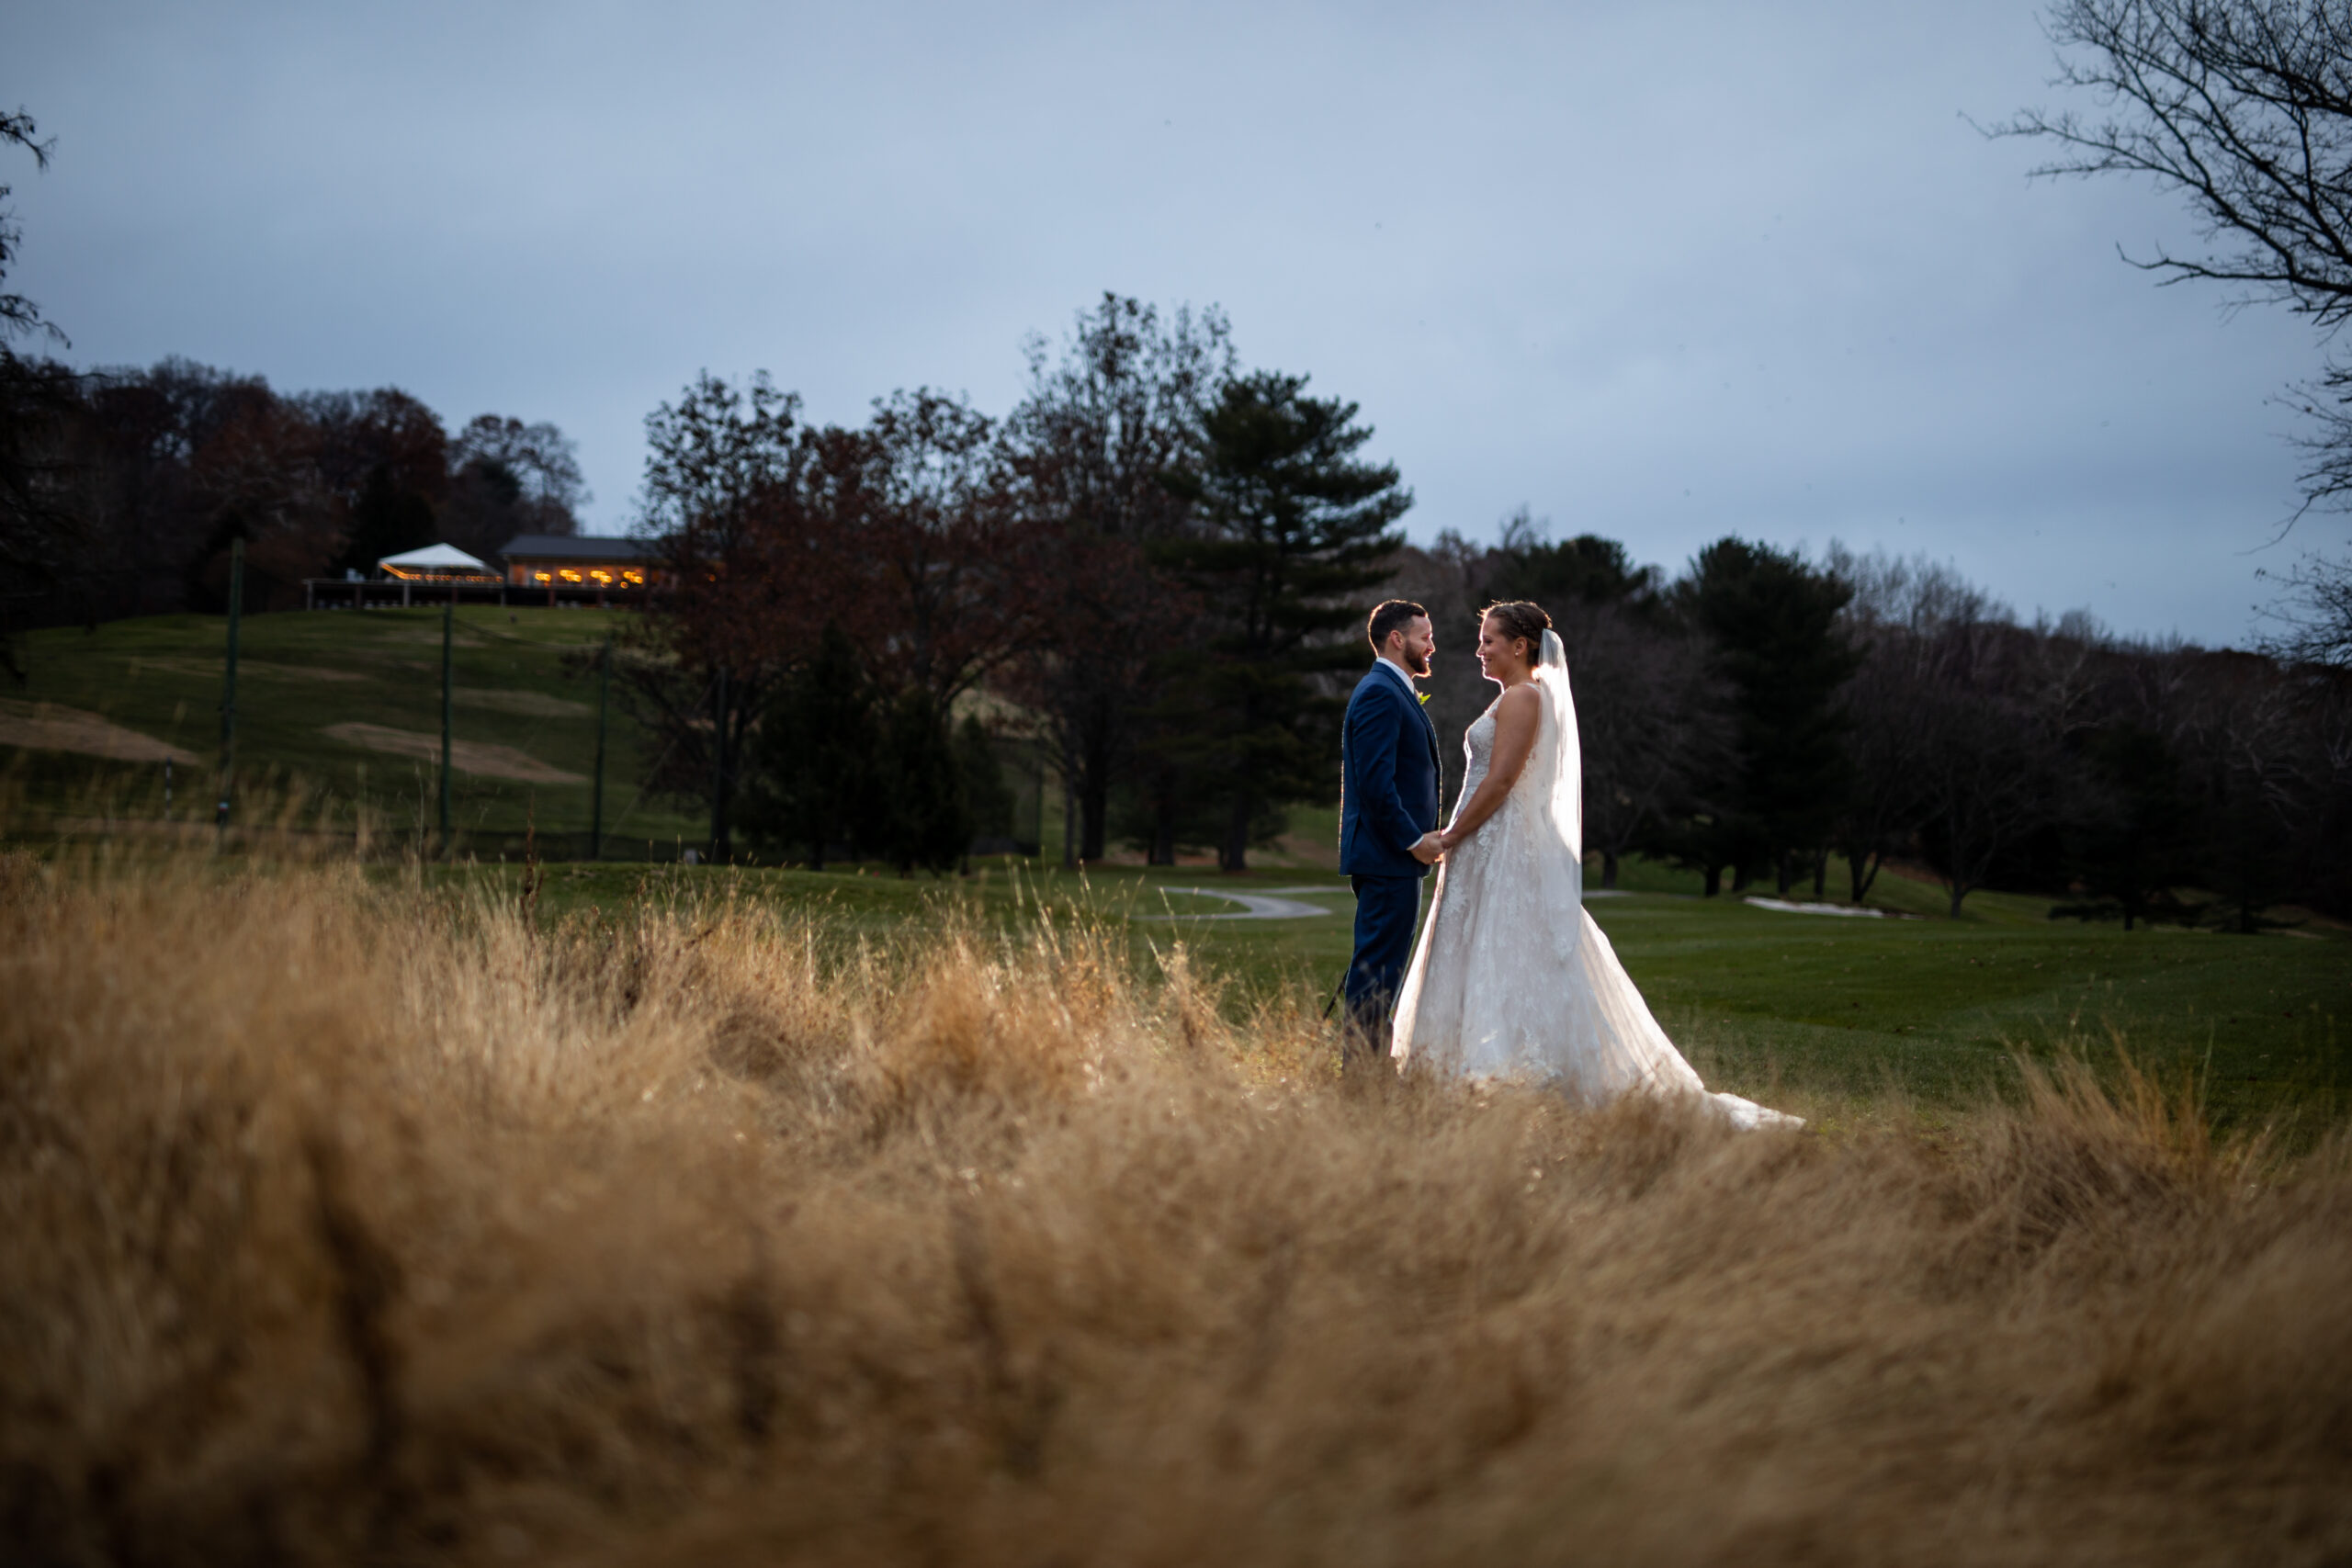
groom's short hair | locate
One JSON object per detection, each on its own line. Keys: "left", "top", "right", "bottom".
{"left": 1366, "top": 599, "right": 1428, "bottom": 652}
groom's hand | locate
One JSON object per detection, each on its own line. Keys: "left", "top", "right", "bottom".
{"left": 1410, "top": 832, "right": 1443, "bottom": 864}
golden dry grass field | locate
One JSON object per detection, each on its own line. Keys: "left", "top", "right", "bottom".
{"left": 4, "top": 855, "right": 2349, "bottom": 1566}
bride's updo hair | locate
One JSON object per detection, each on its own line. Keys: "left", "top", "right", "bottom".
{"left": 1480, "top": 600, "right": 1551, "bottom": 667}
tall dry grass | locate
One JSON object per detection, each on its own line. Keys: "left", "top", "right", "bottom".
{"left": 2, "top": 853, "right": 2347, "bottom": 1567}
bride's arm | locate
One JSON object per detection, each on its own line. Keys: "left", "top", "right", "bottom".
{"left": 1437, "top": 684, "right": 1543, "bottom": 852}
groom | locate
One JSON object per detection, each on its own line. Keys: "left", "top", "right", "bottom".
{"left": 1338, "top": 599, "right": 1443, "bottom": 1066}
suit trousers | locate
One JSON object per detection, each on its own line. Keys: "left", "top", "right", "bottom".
{"left": 1343, "top": 874, "right": 1422, "bottom": 1060}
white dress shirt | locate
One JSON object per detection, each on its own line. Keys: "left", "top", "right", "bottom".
{"left": 1375, "top": 656, "right": 1421, "bottom": 699}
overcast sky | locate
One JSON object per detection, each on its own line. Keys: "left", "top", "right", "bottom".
{"left": 8, "top": 1, "right": 2337, "bottom": 646}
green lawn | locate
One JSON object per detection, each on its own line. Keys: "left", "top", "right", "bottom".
{"left": 2, "top": 606, "right": 700, "bottom": 850}
{"left": 10, "top": 611, "right": 2346, "bottom": 1137}
{"left": 432, "top": 856, "right": 2348, "bottom": 1137}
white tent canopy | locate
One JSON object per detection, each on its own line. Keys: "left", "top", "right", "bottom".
{"left": 377, "top": 543, "right": 489, "bottom": 574}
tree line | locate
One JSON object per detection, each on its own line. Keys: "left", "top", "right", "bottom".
{"left": 1998, "top": 0, "right": 2352, "bottom": 667}
{"left": 0, "top": 354, "right": 588, "bottom": 634}
{"left": 1392, "top": 520, "right": 2352, "bottom": 926}
{"left": 2, "top": 107, "right": 590, "bottom": 655}
{"left": 5, "top": 103, "right": 2343, "bottom": 922}
{"left": 629, "top": 292, "right": 2347, "bottom": 923}
{"left": 625, "top": 295, "right": 1409, "bottom": 874}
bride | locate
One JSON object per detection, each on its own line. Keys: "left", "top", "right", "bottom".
{"left": 1389, "top": 601, "right": 1800, "bottom": 1130}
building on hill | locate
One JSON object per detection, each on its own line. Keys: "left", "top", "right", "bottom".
{"left": 499, "top": 535, "right": 659, "bottom": 599}
{"left": 377, "top": 544, "right": 498, "bottom": 581}
{"left": 303, "top": 535, "right": 660, "bottom": 609}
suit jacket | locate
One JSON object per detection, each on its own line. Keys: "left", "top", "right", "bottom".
{"left": 1339, "top": 664, "right": 1443, "bottom": 878}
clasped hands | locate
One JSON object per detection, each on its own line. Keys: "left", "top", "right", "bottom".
{"left": 1410, "top": 831, "right": 1447, "bottom": 865}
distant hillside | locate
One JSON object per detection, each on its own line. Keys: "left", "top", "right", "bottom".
{"left": 1, "top": 607, "right": 703, "bottom": 855}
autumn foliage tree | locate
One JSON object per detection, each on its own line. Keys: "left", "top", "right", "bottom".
{"left": 847, "top": 389, "right": 1048, "bottom": 709}
{"left": 630, "top": 373, "right": 816, "bottom": 859}
{"left": 639, "top": 375, "right": 1048, "bottom": 866}
{"left": 4, "top": 344, "right": 583, "bottom": 627}
{"left": 1002, "top": 294, "right": 1231, "bottom": 863}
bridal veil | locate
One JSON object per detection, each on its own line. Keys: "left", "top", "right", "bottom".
{"left": 1389, "top": 629, "right": 1799, "bottom": 1129}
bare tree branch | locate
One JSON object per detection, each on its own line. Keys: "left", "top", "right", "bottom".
{"left": 1996, "top": 0, "right": 2352, "bottom": 328}
{"left": 0, "top": 105, "right": 65, "bottom": 347}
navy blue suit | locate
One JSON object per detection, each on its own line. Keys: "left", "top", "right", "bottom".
{"left": 1339, "top": 663, "right": 1442, "bottom": 1053}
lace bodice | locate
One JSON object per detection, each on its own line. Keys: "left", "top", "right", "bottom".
{"left": 1449, "top": 694, "right": 1559, "bottom": 840}
{"left": 1456, "top": 705, "right": 1495, "bottom": 818}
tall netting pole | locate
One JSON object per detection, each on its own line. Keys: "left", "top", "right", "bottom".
{"left": 215, "top": 537, "right": 243, "bottom": 846}
{"left": 591, "top": 635, "right": 611, "bottom": 862}
{"left": 439, "top": 590, "right": 454, "bottom": 855}
{"left": 707, "top": 663, "right": 730, "bottom": 863}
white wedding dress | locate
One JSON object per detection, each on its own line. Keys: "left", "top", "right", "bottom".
{"left": 1390, "top": 632, "right": 1799, "bottom": 1130}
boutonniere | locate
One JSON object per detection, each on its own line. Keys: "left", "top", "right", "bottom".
{"left": 1417, "top": 691, "right": 1432, "bottom": 705}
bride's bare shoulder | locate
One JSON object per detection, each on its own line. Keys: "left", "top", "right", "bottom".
{"left": 1490, "top": 682, "right": 1543, "bottom": 738}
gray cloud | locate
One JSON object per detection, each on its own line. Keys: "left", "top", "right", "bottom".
{"left": 8, "top": 0, "right": 2331, "bottom": 643}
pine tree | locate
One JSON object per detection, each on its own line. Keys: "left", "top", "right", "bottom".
{"left": 875, "top": 687, "right": 970, "bottom": 875}
{"left": 1157, "top": 373, "right": 1409, "bottom": 870}
{"left": 1672, "top": 538, "right": 1858, "bottom": 894}
{"left": 738, "top": 625, "right": 877, "bottom": 870}
{"left": 2060, "top": 722, "right": 2203, "bottom": 930}
{"left": 955, "top": 714, "right": 1015, "bottom": 846}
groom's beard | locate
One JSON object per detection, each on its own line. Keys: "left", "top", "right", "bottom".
{"left": 1402, "top": 650, "right": 1430, "bottom": 676}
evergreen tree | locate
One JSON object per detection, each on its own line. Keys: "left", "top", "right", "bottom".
{"left": 875, "top": 686, "right": 970, "bottom": 875}
{"left": 738, "top": 624, "right": 877, "bottom": 870}
{"left": 2059, "top": 722, "right": 2203, "bottom": 930}
{"left": 1113, "top": 675, "right": 1228, "bottom": 863}
{"left": 1672, "top": 538, "right": 1859, "bottom": 894}
{"left": 1157, "top": 372, "right": 1410, "bottom": 870}
{"left": 955, "top": 713, "right": 1015, "bottom": 844}
{"left": 1489, "top": 514, "right": 1657, "bottom": 611}
{"left": 2204, "top": 761, "right": 2297, "bottom": 933}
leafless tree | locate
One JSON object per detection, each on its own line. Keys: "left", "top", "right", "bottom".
{"left": 186, "top": 389, "right": 340, "bottom": 603}
{"left": 451, "top": 414, "right": 589, "bottom": 523}
{"left": 851, "top": 388, "right": 1048, "bottom": 711}
{"left": 628, "top": 373, "right": 813, "bottom": 852}
{"left": 0, "top": 107, "right": 61, "bottom": 348}
{"left": 1996, "top": 0, "right": 2352, "bottom": 654}
{"left": 1914, "top": 623, "right": 2064, "bottom": 917}
{"left": 1002, "top": 295, "right": 1230, "bottom": 863}
{"left": 1829, "top": 547, "right": 2013, "bottom": 902}
{"left": 0, "top": 107, "right": 73, "bottom": 671}
{"left": 2257, "top": 550, "right": 2352, "bottom": 665}
{"left": 1557, "top": 601, "right": 1727, "bottom": 890}
{"left": 2001, "top": 1, "right": 2352, "bottom": 330}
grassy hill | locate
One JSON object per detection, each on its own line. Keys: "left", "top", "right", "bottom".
{"left": 2, "top": 605, "right": 703, "bottom": 853}
{"left": 1, "top": 610, "right": 1351, "bottom": 871}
